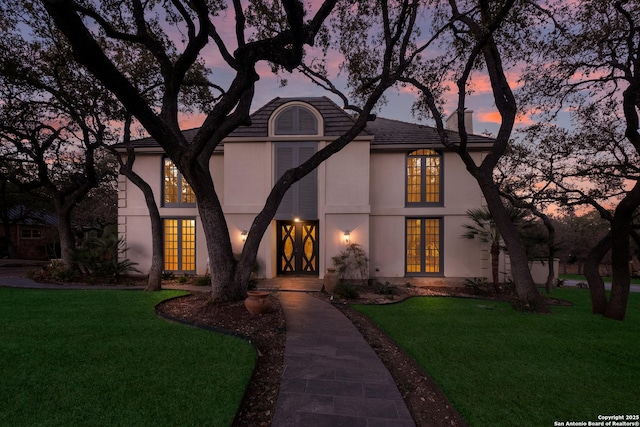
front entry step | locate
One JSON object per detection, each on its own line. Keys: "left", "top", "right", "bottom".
{"left": 255, "top": 277, "right": 323, "bottom": 292}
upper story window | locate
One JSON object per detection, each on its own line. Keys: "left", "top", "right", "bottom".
{"left": 163, "top": 158, "right": 195, "bottom": 207}
{"left": 406, "top": 149, "right": 442, "bottom": 206}
{"left": 274, "top": 105, "right": 318, "bottom": 135}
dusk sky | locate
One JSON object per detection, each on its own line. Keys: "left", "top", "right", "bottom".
{"left": 174, "top": 2, "right": 572, "bottom": 137}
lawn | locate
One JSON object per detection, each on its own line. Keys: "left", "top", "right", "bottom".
{"left": 559, "top": 273, "right": 640, "bottom": 285}
{"left": 0, "top": 288, "right": 256, "bottom": 427}
{"left": 355, "top": 289, "right": 640, "bottom": 426}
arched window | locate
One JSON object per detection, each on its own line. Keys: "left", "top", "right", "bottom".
{"left": 406, "top": 149, "right": 442, "bottom": 206}
{"left": 274, "top": 105, "right": 318, "bottom": 135}
{"left": 163, "top": 157, "right": 195, "bottom": 207}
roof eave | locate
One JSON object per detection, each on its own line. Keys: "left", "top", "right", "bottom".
{"left": 371, "top": 142, "right": 494, "bottom": 151}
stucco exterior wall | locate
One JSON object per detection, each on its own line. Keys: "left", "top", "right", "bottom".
{"left": 118, "top": 141, "right": 494, "bottom": 282}
{"left": 222, "top": 141, "right": 272, "bottom": 277}
{"left": 119, "top": 152, "right": 223, "bottom": 276}
{"left": 320, "top": 140, "right": 371, "bottom": 277}
{"left": 369, "top": 150, "right": 487, "bottom": 280}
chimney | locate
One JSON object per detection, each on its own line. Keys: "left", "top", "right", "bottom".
{"left": 445, "top": 110, "right": 474, "bottom": 134}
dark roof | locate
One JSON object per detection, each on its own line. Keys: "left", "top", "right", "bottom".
{"left": 123, "top": 127, "right": 202, "bottom": 149}
{"left": 125, "top": 96, "right": 492, "bottom": 148}
{"left": 366, "top": 117, "right": 494, "bottom": 146}
{"left": 228, "top": 96, "right": 367, "bottom": 138}
{"left": 3, "top": 206, "right": 57, "bottom": 226}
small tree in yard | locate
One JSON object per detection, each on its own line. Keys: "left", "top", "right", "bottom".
{"left": 332, "top": 243, "right": 369, "bottom": 285}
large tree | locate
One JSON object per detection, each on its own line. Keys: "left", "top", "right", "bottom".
{"left": 37, "top": 0, "right": 420, "bottom": 301}
{"left": 299, "top": 0, "right": 551, "bottom": 312}
{"left": 390, "top": 0, "right": 551, "bottom": 311}
{"left": 517, "top": 0, "right": 640, "bottom": 320}
{"left": 496, "top": 139, "right": 565, "bottom": 293}
{"left": 0, "top": 25, "right": 118, "bottom": 267}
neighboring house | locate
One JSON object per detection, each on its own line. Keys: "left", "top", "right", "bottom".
{"left": 118, "top": 96, "right": 497, "bottom": 285}
{"left": 0, "top": 206, "right": 58, "bottom": 259}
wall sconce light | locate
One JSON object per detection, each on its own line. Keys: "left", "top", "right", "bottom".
{"left": 241, "top": 229, "right": 248, "bottom": 243}
{"left": 343, "top": 229, "right": 350, "bottom": 245}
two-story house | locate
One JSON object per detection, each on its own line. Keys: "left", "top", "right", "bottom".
{"left": 118, "top": 96, "right": 494, "bottom": 285}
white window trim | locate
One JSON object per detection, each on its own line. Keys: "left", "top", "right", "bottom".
{"left": 268, "top": 101, "right": 324, "bottom": 137}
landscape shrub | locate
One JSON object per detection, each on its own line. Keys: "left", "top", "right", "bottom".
{"left": 72, "top": 231, "right": 139, "bottom": 282}
{"left": 334, "top": 281, "right": 360, "bottom": 299}
{"left": 331, "top": 243, "right": 369, "bottom": 285}
{"left": 464, "top": 277, "right": 489, "bottom": 294}
{"left": 372, "top": 280, "right": 398, "bottom": 296}
{"left": 194, "top": 274, "right": 210, "bottom": 286}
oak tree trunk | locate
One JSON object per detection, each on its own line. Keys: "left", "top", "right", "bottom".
{"left": 124, "top": 172, "right": 164, "bottom": 291}
{"left": 491, "top": 242, "right": 500, "bottom": 292}
{"left": 584, "top": 233, "right": 610, "bottom": 314}
{"left": 602, "top": 183, "right": 640, "bottom": 320}
{"left": 54, "top": 200, "right": 76, "bottom": 269}
{"left": 480, "top": 180, "right": 549, "bottom": 313}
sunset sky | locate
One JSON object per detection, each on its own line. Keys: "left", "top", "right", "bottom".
{"left": 174, "top": 2, "right": 572, "bottom": 137}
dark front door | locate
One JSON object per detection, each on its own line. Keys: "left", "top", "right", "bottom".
{"left": 277, "top": 220, "right": 319, "bottom": 276}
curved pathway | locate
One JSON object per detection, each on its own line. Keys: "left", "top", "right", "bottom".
{"left": 273, "top": 292, "right": 415, "bottom": 427}
{"left": 0, "top": 263, "right": 416, "bottom": 425}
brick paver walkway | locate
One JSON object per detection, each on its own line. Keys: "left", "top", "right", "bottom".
{"left": 272, "top": 292, "right": 415, "bottom": 426}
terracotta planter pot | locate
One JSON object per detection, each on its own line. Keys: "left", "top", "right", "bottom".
{"left": 323, "top": 268, "right": 338, "bottom": 294}
{"left": 244, "top": 291, "right": 272, "bottom": 314}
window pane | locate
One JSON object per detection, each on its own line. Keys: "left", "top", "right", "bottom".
{"left": 424, "top": 219, "right": 441, "bottom": 273}
{"left": 424, "top": 156, "right": 440, "bottom": 203}
{"left": 281, "top": 224, "right": 295, "bottom": 272}
{"left": 164, "top": 219, "right": 178, "bottom": 271}
{"left": 181, "top": 176, "right": 195, "bottom": 204}
{"left": 407, "top": 157, "right": 422, "bottom": 204}
{"left": 406, "top": 219, "right": 422, "bottom": 273}
{"left": 298, "top": 108, "right": 317, "bottom": 133}
{"left": 275, "top": 107, "right": 295, "bottom": 134}
{"left": 164, "top": 159, "right": 178, "bottom": 204}
{"left": 302, "top": 224, "right": 316, "bottom": 272}
{"left": 181, "top": 219, "right": 196, "bottom": 271}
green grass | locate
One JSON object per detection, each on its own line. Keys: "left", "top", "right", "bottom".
{"left": 355, "top": 289, "right": 640, "bottom": 426}
{"left": 0, "top": 288, "right": 256, "bottom": 427}
{"left": 559, "top": 273, "right": 640, "bottom": 285}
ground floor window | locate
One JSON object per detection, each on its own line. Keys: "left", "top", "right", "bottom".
{"left": 20, "top": 228, "right": 42, "bottom": 239}
{"left": 406, "top": 217, "right": 442, "bottom": 275}
{"left": 163, "top": 218, "right": 195, "bottom": 273}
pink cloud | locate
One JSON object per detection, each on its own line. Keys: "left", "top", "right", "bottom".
{"left": 468, "top": 71, "right": 523, "bottom": 94}
{"left": 478, "top": 111, "right": 502, "bottom": 124}
{"left": 476, "top": 110, "right": 534, "bottom": 126}
{"left": 178, "top": 113, "right": 207, "bottom": 129}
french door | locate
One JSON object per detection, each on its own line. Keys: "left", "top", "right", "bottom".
{"left": 276, "top": 220, "right": 319, "bottom": 276}
{"left": 163, "top": 218, "right": 196, "bottom": 273}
